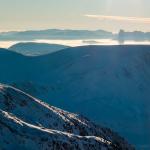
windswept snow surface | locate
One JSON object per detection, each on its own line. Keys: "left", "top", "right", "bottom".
{"left": 0, "top": 45, "right": 150, "bottom": 149}
{"left": 0, "top": 84, "right": 134, "bottom": 150}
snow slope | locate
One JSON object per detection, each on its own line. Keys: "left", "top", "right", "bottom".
{"left": 0, "top": 45, "right": 150, "bottom": 149}
{"left": 0, "top": 84, "right": 134, "bottom": 150}
{"left": 9, "top": 42, "right": 70, "bottom": 56}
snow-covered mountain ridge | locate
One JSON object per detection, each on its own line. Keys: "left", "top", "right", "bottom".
{"left": 0, "top": 84, "right": 134, "bottom": 150}
{"left": 0, "top": 45, "right": 150, "bottom": 149}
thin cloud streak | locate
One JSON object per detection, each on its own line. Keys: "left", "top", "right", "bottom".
{"left": 85, "top": 15, "right": 150, "bottom": 24}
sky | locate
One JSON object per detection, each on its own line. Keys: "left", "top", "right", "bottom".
{"left": 0, "top": 0, "right": 150, "bottom": 32}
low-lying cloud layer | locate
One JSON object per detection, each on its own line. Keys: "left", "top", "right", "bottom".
{"left": 85, "top": 15, "right": 150, "bottom": 24}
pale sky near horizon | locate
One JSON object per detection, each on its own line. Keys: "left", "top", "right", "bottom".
{"left": 0, "top": 0, "right": 150, "bottom": 32}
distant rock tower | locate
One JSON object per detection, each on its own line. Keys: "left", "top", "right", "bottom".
{"left": 118, "top": 29, "right": 125, "bottom": 45}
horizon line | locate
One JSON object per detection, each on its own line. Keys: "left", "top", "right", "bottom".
{"left": 0, "top": 28, "right": 150, "bottom": 34}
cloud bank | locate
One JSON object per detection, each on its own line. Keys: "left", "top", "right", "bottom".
{"left": 85, "top": 15, "right": 150, "bottom": 24}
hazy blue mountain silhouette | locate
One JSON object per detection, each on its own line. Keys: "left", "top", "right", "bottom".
{"left": 0, "top": 29, "right": 150, "bottom": 42}
{"left": 9, "top": 42, "right": 70, "bottom": 56}
{"left": 117, "top": 30, "right": 150, "bottom": 42}
{"left": 0, "top": 29, "right": 113, "bottom": 40}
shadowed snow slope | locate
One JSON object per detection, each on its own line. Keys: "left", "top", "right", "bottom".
{"left": 0, "top": 45, "right": 150, "bottom": 149}
{"left": 9, "top": 42, "right": 70, "bottom": 56}
{"left": 0, "top": 84, "right": 134, "bottom": 150}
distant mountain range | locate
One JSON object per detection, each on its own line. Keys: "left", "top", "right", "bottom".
{"left": 0, "top": 45, "right": 150, "bottom": 149}
{"left": 0, "top": 29, "right": 113, "bottom": 40}
{"left": 117, "top": 30, "right": 150, "bottom": 43}
{"left": 9, "top": 42, "right": 70, "bottom": 56}
{"left": 0, "top": 29, "right": 150, "bottom": 41}
{"left": 0, "top": 84, "right": 134, "bottom": 150}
